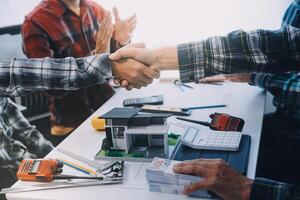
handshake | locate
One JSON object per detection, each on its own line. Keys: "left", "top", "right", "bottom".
{"left": 109, "top": 43, "right": 177, "bottom": 90}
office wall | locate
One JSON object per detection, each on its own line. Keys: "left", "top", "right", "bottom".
{"left": 0, "top": 0, "right": 292, "bottom": 47}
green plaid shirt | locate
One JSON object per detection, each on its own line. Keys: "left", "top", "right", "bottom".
{"left": 177, "top": 0, "right": 300, "bottom": 199}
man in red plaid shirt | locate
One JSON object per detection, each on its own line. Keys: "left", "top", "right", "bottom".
{"left": 21, "top": 0, "right": 136, "bottom": 136}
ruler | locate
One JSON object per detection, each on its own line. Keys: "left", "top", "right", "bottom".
{"left": 1, "top": 179, "right": 122, "bottom": 194}
{"left": 56, "top": 147, "right": 115, "bottom": 172}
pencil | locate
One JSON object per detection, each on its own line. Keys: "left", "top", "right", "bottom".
{"left": 57, "top": 158, "right": 97, "bottom": 176}
{"left": 183, "top": 104, "right": 226, "bottom": 110}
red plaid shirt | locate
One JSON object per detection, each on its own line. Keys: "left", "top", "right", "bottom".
{"left": 22, "top": 0, "right": 114, "bottom": 132}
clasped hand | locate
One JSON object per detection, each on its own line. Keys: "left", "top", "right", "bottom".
{"left": 109, "top": 43, "right": 160, "bottom": 90}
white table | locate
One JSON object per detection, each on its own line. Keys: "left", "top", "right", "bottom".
{"left": 7, "top": 81, "right": 266, "bottom": 200}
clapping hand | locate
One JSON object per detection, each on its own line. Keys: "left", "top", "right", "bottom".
{"left": 113, "top": 7, "right": 137, "bottom": 46}
{"left": 95, "top": 12, "right": 114, "bottom": 54}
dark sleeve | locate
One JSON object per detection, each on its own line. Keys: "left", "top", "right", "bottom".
{"left": 250, "top": 71, "right": 300, "bottom": 108}
{"left": 250, "top": 177, "right": 300, "bottom": 200}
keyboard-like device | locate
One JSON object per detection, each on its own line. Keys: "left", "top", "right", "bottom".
{"left": 181, "top": 126, "right": 242, "bottom": 151}
{"left": 123, "top": 95, "right": 164, "bottom": 107}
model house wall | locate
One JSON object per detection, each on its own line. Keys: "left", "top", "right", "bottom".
{"left": 102, "top": 108, "right": 170, "bottom": 155}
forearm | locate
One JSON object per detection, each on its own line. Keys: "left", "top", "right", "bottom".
{"left": 0, "top": 98, "right": 32, "bottom": 137}
{"left": 250, "top": 72, "right": 300, "bottom": 107}
{"left": 155, "top": 46, "right": 179, "bottom": 70}
{"left": 250, "top": 177, "right": 297, "bottom": 200}
{"left": 0, "top": 97, "right": 53, "bottom": 156}
{"left": 0, "top": 54, "right": 112, "bottom": 97}
{"left": 177, "top": 26, "right": 300, "bottom": 83}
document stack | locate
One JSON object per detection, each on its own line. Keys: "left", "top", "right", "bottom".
{"left": 145, "top": 157, "right": 212, "bottom": 198}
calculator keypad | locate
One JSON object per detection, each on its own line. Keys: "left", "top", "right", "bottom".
{"left": 123, "top": 95, "right": 163, "bottom": 107}
{"left": 181, "top": 127, "right": 242, "bottom": 151}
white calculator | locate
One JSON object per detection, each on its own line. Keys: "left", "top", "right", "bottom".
{"left": 181, "top": 126, "right": 242, "bottom": 151}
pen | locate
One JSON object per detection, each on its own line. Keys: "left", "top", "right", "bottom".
{"left": 183, "top": 104, "right": 226, "bottom": 110}
{"left": 57, "top": 158, "right": 97, "bottom": 176}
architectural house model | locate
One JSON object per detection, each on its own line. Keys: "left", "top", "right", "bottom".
{"left": 101, "top": 108, "right": 171, "bottom": 158}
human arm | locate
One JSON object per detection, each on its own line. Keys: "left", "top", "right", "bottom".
{"left": 0, "top": 97, "right": 53, "bottom": 157}
{"left": 0, "top": 54, "right": 159, "bottom": 97}
{"left": 110, "top": 26, "right": 300, "bottom": 84}
{"left": 173, "top": 159, "right": 300, "bottom": 200}
{"left": 173, "top": 159, "right": 252, "bottom": 200}
{"left": 200, "top": 71, "right": 300, "bottom": 109}
{"left": 109, "top": 45, "right": 178, "bottom": 89}
{"left": 250, "top": 72, "right": 300, "bottom": 109}
{"left": 176, "top": 26, "right": 300, "bottom": 82}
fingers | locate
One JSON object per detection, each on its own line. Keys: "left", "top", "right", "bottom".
{"left": 126, "top": 85, "right": 134, "bottom": 91}
{"left": 102, "top": 19, "right": 113, "bottom": 39}
{"left": 173, "top": 159, "right": 226, "bottom": 177}
{"left": 113, "top": 7, "right": 120, "bottom": 21}
{"left": 138, "top": 73, "right": 153, "bottom": 86}
{"left": 129, "top": 18, "right": 137, "bottom": 31}
{"left": 183, "top": 181, "right": 210, "bottom": 195}
{"left": 173, "top": 162, "right": 207, "bottom": 177}
{"left": 149, "top": 64, "right": 161, "bottom": 72}
{"left": 102, "top": 13, "right": 112, "bottom": 30}
{"left": 126, "top": 42, "right": 146, "bottom": 48}
{"left": 110, "top": 48, "right": 138, "bottom": 60}
{"left": 95, "top": 13, "right": 113, "bottom": 53}
{"left": 120, "top": 80, "right": 129, "bottom": 87}
{"left": 97, "top": 13, "right": 113, "bottom": 41}
{"left": 116, "top": 66, "right": 157, "bottom": 90}
{"left": 113, "top": 78, "right": 120, "bottom": 85}
{"left": 143, "top": 66, "right": 160, "bottom": 79}
{"left": 173, "top": 159, "right": 251, "bottom": 200}
{"left": 126, "top": 13, "right": 136, "bottom": 23}
{"left": 112, "top": 58, "right": 157, "bottom": 90}
{"left": 199, "top": 74, "right": 225, "bottom": 83}
{"left": 225, "top": 73, "right": 251, "bottom": 83}
{"left": 110, "top": 47, "right": 155, "bottom": 67}
{"left": 199, "top": 73, "right": 251, "bottom": 83}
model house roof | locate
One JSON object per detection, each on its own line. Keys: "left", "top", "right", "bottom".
{"left": 101, "top": 108, "right": 141, "bottom": 119}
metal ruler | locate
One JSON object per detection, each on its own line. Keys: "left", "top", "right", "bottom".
{"left": 1, "top": 179, "right": 122, "bottom": 194}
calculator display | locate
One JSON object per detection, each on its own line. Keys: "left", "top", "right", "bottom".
{"left": 183, "top": 127, "right": 198, "bottom": 143}
{"left": 29, "top": 160, "right": 41, "bottom": 174}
